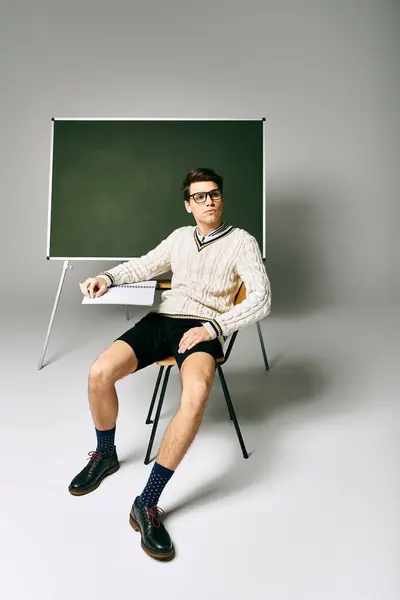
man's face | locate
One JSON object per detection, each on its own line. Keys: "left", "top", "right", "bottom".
{"left": 185, "top": 180, "right": 224, "bottom": 224}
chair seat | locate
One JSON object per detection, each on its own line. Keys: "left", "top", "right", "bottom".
{"left": 157, "top": 355, "right": 225, "bottom": 367}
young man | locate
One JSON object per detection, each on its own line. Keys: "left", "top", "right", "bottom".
{"left": 70, "top": 167, "right": 271, "bottom": 561}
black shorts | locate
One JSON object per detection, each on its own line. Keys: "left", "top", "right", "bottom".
{"left": 113, "top": 311, "right": 225, "bottom": 372}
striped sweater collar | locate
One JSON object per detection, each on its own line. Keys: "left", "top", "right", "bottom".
{"left": 195, "top": 222, "right": 230, "bottom": 241}
{"left": 194, "top": 222, "right": 235, "bottom": 251}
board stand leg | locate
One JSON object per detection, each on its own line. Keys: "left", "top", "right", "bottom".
{"left": 38, "top": 260, "right": 73, "bottom": 370}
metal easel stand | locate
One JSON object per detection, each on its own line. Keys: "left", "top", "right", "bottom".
{"left": 38, "top": 260, "right": 72, "bottom": 370}
{"left": 38, "top": 261, "right": 131, "bottom": 370}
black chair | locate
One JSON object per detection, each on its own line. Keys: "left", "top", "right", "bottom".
{"left": 143, "top": 283, "right": 270, "bottom": 464}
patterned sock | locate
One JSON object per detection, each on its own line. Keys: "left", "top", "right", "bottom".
{"left": 95, "top": 426, "right": 116, "bottom": 457}
{"left": 136, "top": 461, "right": 175, "bottom": 508}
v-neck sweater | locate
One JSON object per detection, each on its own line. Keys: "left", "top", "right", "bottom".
{"left": 195, "top": 221, "right": 229, "bottom": 242}
{"left": 95, "top": 224, "right": 271, "bottom": 341}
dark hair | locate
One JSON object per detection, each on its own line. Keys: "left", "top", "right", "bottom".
{"left": 181, "top": 167, "right": 223, "bottom": 202}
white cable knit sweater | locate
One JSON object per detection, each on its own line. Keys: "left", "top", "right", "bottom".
{"left": 96, "top": 224, "right": 271, "bottom": 341}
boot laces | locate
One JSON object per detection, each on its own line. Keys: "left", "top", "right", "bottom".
{"left": 87, "top": 450, "right": 103, "bottom": 465}
{"left": 146, "top": 505, "right": 165, "bottom": 528}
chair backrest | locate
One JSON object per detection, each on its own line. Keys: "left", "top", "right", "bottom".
{"left": 220, "top": 281, "right": 246, "bottom": 362}
{"left": 234, "top": 282, "right": 246, "bottom": 305}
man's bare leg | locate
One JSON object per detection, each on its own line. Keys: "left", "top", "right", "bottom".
{"left": 156, "top": 352, "right": 216, "bottom": 471}
{"left": 131, "top": 352, "right": 216, "bottom": 561}
{"left": 88, "top": 340, "right": 138, "bottom": 429}
{"left": 69, "top": 340, "right": 138, "bottom": 496}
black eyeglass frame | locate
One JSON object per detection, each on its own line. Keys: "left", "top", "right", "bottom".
{"left": 188, "top": 188, "right": 223, "bottom": 204}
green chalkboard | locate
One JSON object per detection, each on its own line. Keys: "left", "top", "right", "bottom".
{"left": 47, "top": 119, "right": 265, "bottom": 260}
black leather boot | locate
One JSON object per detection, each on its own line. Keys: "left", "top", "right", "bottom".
{"left": 129, "top": 496, "right": 175, "bottom": 560}
{"left": 68, "top": 449, "right": 120, "bottom": 496}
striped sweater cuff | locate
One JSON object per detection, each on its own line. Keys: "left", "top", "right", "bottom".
{"left": 202, "top": 320, "right": 223, "bottom": 340}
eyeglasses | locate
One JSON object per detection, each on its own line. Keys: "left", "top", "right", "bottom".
{"left": 189, "top": 188, "right": 223, "bottom": 204}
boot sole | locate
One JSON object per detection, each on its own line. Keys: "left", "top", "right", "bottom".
{"left": 68, "top": 462, "right": 120, "bottom": 496}
{"left": 129, "top": 515, "right": 175, "bottom": 561}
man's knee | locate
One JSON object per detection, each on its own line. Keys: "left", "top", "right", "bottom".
{"left": 89, "top": 340, "right": 138, "bottom": 384}
{"left": 180, "top": 353, "right": 215, "bottom": 414}
{"left": 89, "top": 361, "right": 113, "bottom": 384}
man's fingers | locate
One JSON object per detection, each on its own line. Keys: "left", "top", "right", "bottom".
{"left": 96, "top": 284, "right": 106, "bottom": 297}
{"left": 179, "top": 335, "right": 191, "bottom": 352}
{"left": 179, "top": 327, "right": 209, "bottom": 352}
{"left": 181, "top": 327, "right": 201, "bottom": 343}
{"left": 186, "top": 338, "right": 199, "bottom": 350}
{"left": 179, "top": 335, "right": 200, "bottom": 352}
{"left": 80, "top": 279, "right": 102, "bottom": 299}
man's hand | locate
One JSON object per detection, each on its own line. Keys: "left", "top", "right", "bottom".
{"left": 79, "top": 277, "right": 108, "bottom": 299}
{"left": 178, "top": 325, "right": 213, "bottom": 353}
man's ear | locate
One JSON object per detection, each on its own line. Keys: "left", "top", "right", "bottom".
{"left": 185, "top": 201, "right": 191, "bottom": 213}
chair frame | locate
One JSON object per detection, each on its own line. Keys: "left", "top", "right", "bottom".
{"left": 142, "top": 282, "right": 269, "bottom": 464}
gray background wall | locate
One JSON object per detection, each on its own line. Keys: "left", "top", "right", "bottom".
{"left": 1, "top": 3, "right": 399, "bottom": 598}
{"left": 1, "top": 0, "right": 398, "bottom": 312}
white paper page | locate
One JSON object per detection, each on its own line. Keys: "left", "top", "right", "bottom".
{"left": 81, "top": 281, "right": 157, "bottom": 306}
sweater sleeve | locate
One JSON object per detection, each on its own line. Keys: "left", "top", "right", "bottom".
{"left": 202, "top": 234, "right": 271, "bottom": 339}
{"left": 95, "top": 227, "right": 183, "bottom": 287}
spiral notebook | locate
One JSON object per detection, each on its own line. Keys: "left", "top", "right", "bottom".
{"left": 81, "top": 281, "right": 157, "bottom": 306}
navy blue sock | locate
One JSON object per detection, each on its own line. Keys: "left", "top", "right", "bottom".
{"left": 95, "top": 426, "right": 116, "bottom": 457}
{"left": 136, "top": 461, "right": 175, "bottom": 508}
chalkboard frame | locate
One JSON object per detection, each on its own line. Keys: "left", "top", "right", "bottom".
{"left": 46, "top": 117, "right": 266, "bottom": 260}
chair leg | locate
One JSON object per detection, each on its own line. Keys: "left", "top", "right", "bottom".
{"left": 216, "top": 365, "right": 249, "bottom": 459}
{"left": 145, "top": 366, "right": 164, "bottom": 424}
{"left": 216, "top": 363, "right": 233, "bottom": 421}
{"left": 144, "top": 365, "right": 172, "bottom": 465}
{"left": 256, "top": 321, "right": 269, "bottom": 370}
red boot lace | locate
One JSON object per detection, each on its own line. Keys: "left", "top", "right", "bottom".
{"left": 147, "top": 505, "right": 165, "bottom": 528}
{"left": 87, "top": 450, "right": 103, "bottom": 465}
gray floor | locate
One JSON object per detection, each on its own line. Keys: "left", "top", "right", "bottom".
{"left": 1, "top": 296, "right": 399, "bottom": 600}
